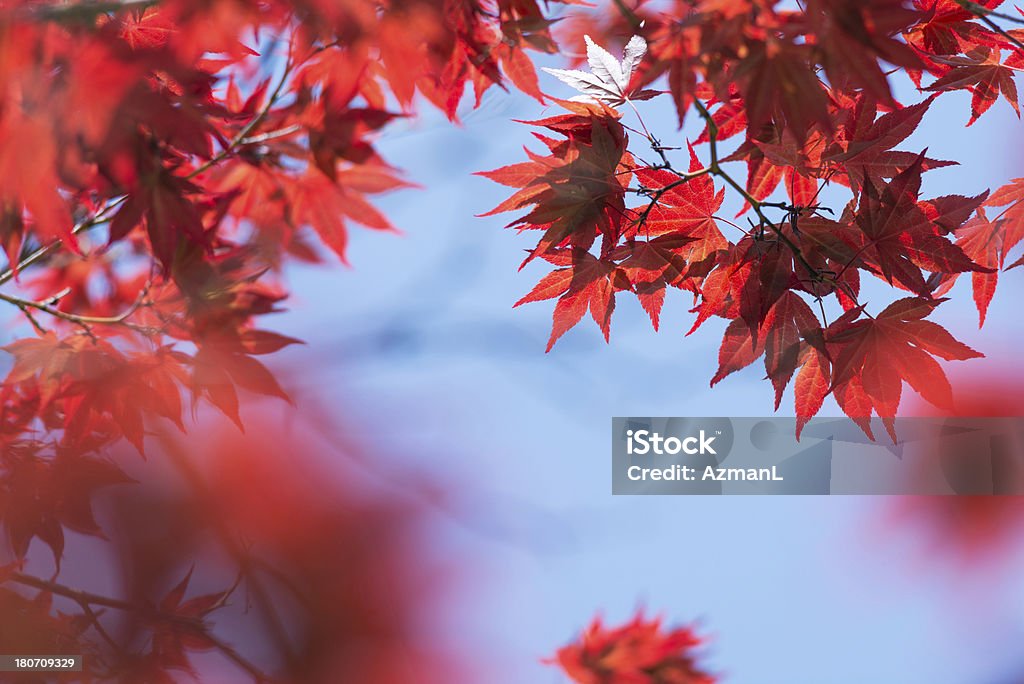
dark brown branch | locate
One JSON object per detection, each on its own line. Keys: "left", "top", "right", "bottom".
{"left": 685, "top": 99, "right": 822, "bottom": 281}
{"left": 953, "top": 0, "right": 1024, "bottom": 51}
{"left": 26, "top": 0, "right": 161, "bottom": 23}
{"left": 622, "top": 92, "right": 852, "bottom": 323}
{"left": 632, "top": 165, "right": 714, "bottom": 228}
{"left": 10, "top": 572, "right": 138, "bottom": 613}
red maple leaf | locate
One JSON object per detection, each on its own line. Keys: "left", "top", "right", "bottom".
{"left": 825, "top": 96, "right": 954, "bottom": 191}
{"left": 479, "top": 102, "right": 632, "bottom": 263}
{"left": 514, "top": 250, "right": 622, "bottom": 351}
{"left": 551, "top": 612, "right": 715, "bottom": 684}
{"left": 942, "top": 179, "right": 1024, "bottom": 324}
{"left": 925, "top": 47, "right": 1021, "bottom": 125}
{"left": 730, "top": 36, "right": 832, "bottom": 143}
{"left": 708, "top": 291, "right": 826, "bottom": 422}
{"left": 0, "top": 448, "right": 132, "bottom": 569}
{"left": 849, "top": 155, "right": 991, "bottom": 295}
{"left": 905, "top": 0, "right": 1004, "bottom": 57}
{"left": 630, "top": 144, "right": 727, "bottom": 265}
{"left": 826, "top": 297, "right": 983, "bottom": 439}
{"left": 611, "top": 232, "right": 698, "bottom": 330}
{"left": 805, "top": 0, "right": 923, "bottom": 106}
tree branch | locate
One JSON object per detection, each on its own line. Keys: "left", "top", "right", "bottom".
{"left": 0, "top": 197, "right": 126, "bottom": 289}
{"left": 159, "top": 437, "right": 301, "bottom": 670}
{"left": 0, "top": 280, "right": 152, "bottom": 333}
{"left": 7, "top": 571, "right": 272, "bottom": 682}
{"left": 690, "top": 99, "right": 828, "bottom": 286}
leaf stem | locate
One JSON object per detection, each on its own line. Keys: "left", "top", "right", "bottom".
{"left": 0, "top": 198, "right": 126, "bottom": 288}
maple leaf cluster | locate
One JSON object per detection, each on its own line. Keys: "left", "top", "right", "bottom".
{"left": 0, "top": 0, "right": 577, "bottom": 445}
{"left": 0, "top": 0, "right": 567, "bottom": 586}
{"left": 551, "top": 612, "right": 715, "bottom": 684}
{"left": 483, "top": 1, "right": 1024, "bottom": 438}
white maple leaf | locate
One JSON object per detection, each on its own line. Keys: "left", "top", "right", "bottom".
{"left": 542, "top": 35, "right": 658, "bottom": 107}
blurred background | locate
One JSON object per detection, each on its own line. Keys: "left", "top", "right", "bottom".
{"left": 262, "top": 54, "right": 1024, "bottom": 684}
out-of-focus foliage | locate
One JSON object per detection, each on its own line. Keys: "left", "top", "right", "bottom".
{"left": 2, "top": 402, "right": 461, "bottom": 682}
{"left": 895, "top": 373, "right": 1024, "bottom": 562}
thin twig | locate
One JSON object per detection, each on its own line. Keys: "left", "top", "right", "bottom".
{"left": 976, "top": 12, "right": 1024, "bottom": 51}
{"left": 690, "top": 98, "right": 822, "bottom": 278}
{"left": 78, "top": 602, "right": 122, "bottom": 655}
{"left": 0, "top": 282, "right": 153, "bottom": 336}
{"left": 187, "top": 37, "right": 297, "bottom": 181}
{"left": 632, "top": 166, "right": 714, "bottom": 227}
{"left": 160, "top": 438, "right": 301, "bottom": 670}
{"left": 0, "top": 198, "right": 126, "bottom": 288}
{"left": 239, "top": 124, "right": 303, "bottom": 146}
{"left": 957, "top": 0, "right": 1024, "bottom": 27}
